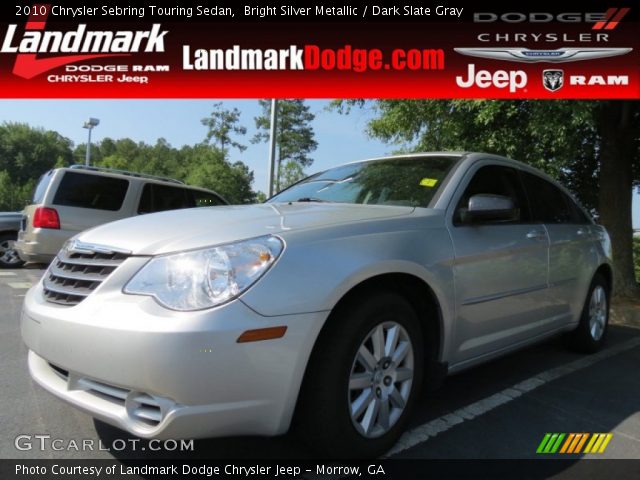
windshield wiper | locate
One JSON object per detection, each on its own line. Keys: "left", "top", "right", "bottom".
{"left": 295, "top": 197, "right": 332, "bottom": 203}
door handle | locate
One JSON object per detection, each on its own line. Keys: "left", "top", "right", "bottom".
{"left": 526, "top": 230, "right": 547, "bottom": 240}
{"left": 576, "top": 228, "right": 587, "bottom": 236}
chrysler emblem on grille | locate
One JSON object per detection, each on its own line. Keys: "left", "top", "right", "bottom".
{"left": 63, "top": 240, "right": 131, "bottom": 256}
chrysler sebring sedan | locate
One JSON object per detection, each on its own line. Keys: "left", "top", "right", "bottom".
{"left": 21, "top": 153, "right": 612, "bottom": 457}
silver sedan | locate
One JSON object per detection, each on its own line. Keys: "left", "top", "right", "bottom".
{"left": 21, "top": 153, "right": 612, "bottom": 457}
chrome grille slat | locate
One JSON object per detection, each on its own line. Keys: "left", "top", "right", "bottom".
{"left": 42, "top": 280, "right": 91, "bottom": 297}
{"left": 43, "top": 244, "right": 129, "bottom": 306}
{"left": 56, "top": 251, "right": 125, "bottom": 267}
{"left": 49, "top": 262, "right": 110, "bottom": 282}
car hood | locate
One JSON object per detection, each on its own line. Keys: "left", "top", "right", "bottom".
{"left": 77, "top": 203, "right": 415, "bottom": 256}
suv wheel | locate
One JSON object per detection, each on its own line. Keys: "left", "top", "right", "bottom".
{"left": 296, "top": 292, "right": 423, "bottom": 457}
{"left": 0, "top": 233, "right": 25, "bottom": 269}
{"left": 565, "top": 274, "right": 609, "bottom": 353}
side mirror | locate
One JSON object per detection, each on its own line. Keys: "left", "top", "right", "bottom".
{"left": 464, "top": 194, "right": 519, "bottom": 223}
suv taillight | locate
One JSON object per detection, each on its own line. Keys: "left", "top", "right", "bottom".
{"left": 33, "top": 207, "right": 60, "bottom": 229}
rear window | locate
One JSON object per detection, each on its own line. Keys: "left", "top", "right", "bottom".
{"left": 138, "top": 184, "right": 226, "bottom": 214}
{"left": 32, "top": 170, "right": 54, "bottom": 204}
{"left": 521, "top": 172, "right": 590, "bottom": 224}
{"left": 138, "top": 184, "right": 189, "bottom": 214}
{"left": 52, "top": 171, "right": 129, "bottom": 211}
{"left": 193, "top": 190, "right": 226, "bottom": 207}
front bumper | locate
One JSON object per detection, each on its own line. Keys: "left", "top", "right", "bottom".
{"left": 21, "top": 263, "right": 327, "bottom": 439}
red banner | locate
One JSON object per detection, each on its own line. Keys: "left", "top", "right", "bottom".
{"left": 0, "top": 3, "right": 637, "bottom": 98}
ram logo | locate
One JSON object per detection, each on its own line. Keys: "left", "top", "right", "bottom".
{"left": 543, "top": 70, "right": 564, "bottom": 92}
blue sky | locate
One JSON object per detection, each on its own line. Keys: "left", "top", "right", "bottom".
{"left": 1, "top": 100, "right": 638, "bottom": 227}
{"left": 0, "top": 100, "right": 388, "bottom": 195}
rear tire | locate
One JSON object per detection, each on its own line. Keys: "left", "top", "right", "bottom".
{"left": 295, "top": 291, "right": 424, "bottom": 458}
{"left": 565, "top": 273, "right": 609, "bottom": 353}
{"left": 0, "top": 232, "right": 25, "bottom": 269}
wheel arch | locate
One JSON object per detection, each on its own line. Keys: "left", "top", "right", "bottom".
{"left": 292, "top": 272, "right": 446, "bottom": 426}
{"left": 326, "top": 273, "right": 444, "bottom": 365}
{"left": 594, "top": 263, "right": 613, "bottom": 297}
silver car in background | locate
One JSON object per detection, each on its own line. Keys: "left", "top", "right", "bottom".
{"left": 21, "top": 153, "right": 612, "bottom": 457}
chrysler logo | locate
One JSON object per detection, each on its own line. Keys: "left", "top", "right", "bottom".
{"left": 454, "top": 47, "right": 632, "bottom": 63}
{"left": 63, "top": 240, "right": 131, "bottom": 256}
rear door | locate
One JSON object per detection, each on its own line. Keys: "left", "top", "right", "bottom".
{"left": 521, "top": 171, "right": 596, "bottom": 324}
{"left": 447, "top": 163, "right": 550, "bottom": 364}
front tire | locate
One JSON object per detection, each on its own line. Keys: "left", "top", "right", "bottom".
{"left": 565, "top": 273, "right": 610, "bottom": 353}
{"left": 0, "top": 232, "right": 25, "bottom": 269}
{"left": 296, "top": 291, "right": 424, "bottom": 458}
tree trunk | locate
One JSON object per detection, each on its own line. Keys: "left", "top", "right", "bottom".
{"left": 597, "top": 100, "right": 639, "bottom": 299}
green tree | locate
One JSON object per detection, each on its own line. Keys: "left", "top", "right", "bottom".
{"left": 180, "top": 144, "right": 256, "bottom": 204}
{"left": 253, "top": 99, "right": 317, "bottom": 191}
{"left": 201, "top": 102, "right": 247, "bottom": 155}
{"left": 74, "top": 137, "right": 257, "bottom": 205}
{"left": 0, "top": 171, "right": 36, "bottom": 211}
{"left": 334, "top": 100, "right": 640, "bottom": 298}
{"left": 278, "top": 160, "right": 306, "bottom": 190}
{"left": 0, "top": 122, "right": 73, "bottom": 210}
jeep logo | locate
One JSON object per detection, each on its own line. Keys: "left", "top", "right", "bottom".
{"left": 456, "top": 64, "right": 528, "bottom": 93}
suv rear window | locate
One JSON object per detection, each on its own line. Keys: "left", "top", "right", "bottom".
{"left": 52, "top": 171, "right": 129, "bottom": 211}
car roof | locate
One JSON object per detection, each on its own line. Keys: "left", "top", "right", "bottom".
{"left": 58, "top": 165, "right": 185, "bottom": 186}
{"left": 344, "top": 152, "right": 467, "bottom": 165}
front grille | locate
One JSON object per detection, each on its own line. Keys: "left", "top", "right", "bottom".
{"left": 129, "top": 393, "right": 163, "bottom": 426}
{"left": 43, "top": 245, "right": 129, "bottom": 306}
{"left": 77, "top": 378, "right": 163, "bottom": 426}
{"left": 78, "top": 377, "right": 129, "bottom": 404}
{"left": 43, "top": 360, "right": 166, "bottom": 429}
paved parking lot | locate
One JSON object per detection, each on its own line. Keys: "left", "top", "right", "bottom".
{"left": 1, "top": 266, "right": 640, "bottom": 463}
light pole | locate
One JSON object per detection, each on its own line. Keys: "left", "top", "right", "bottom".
{"left": 83, "top": 117, "right": 100, "bottom": 166}
{"left": 267, "top": 100, "right": 278, "bottom": 197}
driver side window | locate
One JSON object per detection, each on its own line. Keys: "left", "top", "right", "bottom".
{"left": 454, "top": 165, "right": 530, "bottom": 225}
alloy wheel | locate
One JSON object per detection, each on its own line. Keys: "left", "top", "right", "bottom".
{"left": 348, "top": 321, "right": 414, "bottom": 438}
{"left": 588, "top": 285, "right": 607, "bottom": 341}
{"left": 0, "top": 239, "right": 22, "bottom": 266}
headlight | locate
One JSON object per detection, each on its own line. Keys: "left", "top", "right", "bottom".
{"left": 123, "top": 235, "right": 284, "bottom": 311}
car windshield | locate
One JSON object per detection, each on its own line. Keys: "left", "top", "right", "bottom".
{"left": 269, "top": 156, "right": 458, "bottom": 208}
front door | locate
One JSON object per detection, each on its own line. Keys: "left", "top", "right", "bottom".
{"left": 447, "top": 163, "right": 550, "bottom": 365}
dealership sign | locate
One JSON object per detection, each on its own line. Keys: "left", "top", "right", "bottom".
{"left": 0, "top": 3, "right": 636, "bottom": 98}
